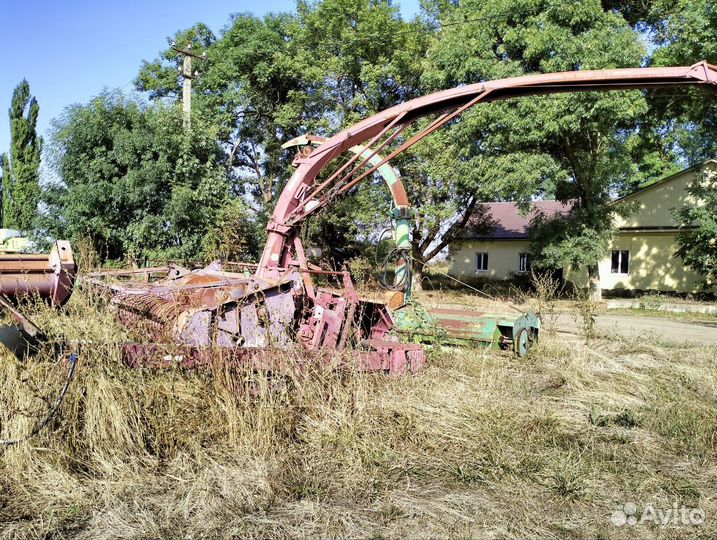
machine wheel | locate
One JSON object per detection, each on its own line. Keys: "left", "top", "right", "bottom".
{"left": 514, "top": 328, "right": 530, "bottom": 357}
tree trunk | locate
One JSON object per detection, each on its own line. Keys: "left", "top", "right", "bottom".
{"left": 411, "top": 258, "right": 425, "bottom": 293}
{"left": 587, "top": 263, "right": 602, "bottom": 301}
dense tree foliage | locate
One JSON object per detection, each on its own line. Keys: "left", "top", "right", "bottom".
{"left": 1, "top": 80, "right": 42, "bottom": 230}
{"left": 604, "top": 0, "right": 717, "bottom": 176}
{"left": 134, "top": 0, "right": 432, "bottom": 265}
{"left": 423, "top": 0, "right": 651, "bottom": 298}
{"left": 137, "top": 18, "right": 304, "bottom": 210}
{"left": 43, "top": 92, "right": 234, "bottom": 262}
{"left": 291, "top": 0, "right": 432, "bottom": 264}
{"left": 673, "top": 166, "right": 717, "bottom": 292}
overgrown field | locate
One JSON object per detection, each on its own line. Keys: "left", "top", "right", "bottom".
{"left": 1, "top": 292, "right": 715, "bottom": 539}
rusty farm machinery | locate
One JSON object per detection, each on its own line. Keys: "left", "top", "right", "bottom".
{"left": 1, "top": 62, "right": 716, "bottom": 375}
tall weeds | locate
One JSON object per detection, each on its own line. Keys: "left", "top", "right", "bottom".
{"left": 0, "top": 291, "right": 714, "bottom": 539}
{"left": 530, "top": 271, "right": 563, "bottom": 337}
{"left": 571, "top": 288, "right": 599, "bottom": 343}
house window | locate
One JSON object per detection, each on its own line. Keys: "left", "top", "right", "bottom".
{"left": 518, "top": 253, "right": 531, "bottom": 273}
{"left": 476, "top": 252, "right": 488, "bottom": 272}
{"left": 611, "top": 250, "right": 630, "bottom": 274}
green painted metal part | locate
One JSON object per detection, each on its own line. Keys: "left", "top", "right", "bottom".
{"left": 393, "top": 303, "right": 540, "bottom": 356}
{"left": 324, "top": 142, "right": 540, "bottom": 356}
{"left": 390, "top": 206, "right": 412, "bottom": 300}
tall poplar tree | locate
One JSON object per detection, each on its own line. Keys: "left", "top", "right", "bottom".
{"left": 3, "top": 79, "right": 42, "bottom": 230}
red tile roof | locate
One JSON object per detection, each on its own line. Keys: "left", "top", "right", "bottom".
{"left": 459, "top": 200, "right": 574, "bottom": 240}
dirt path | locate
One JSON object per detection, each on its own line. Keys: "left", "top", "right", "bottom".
{"left": 555, "top": 312, "right": 716, "bottom": 345}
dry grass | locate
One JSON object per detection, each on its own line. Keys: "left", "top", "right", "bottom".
{"left": 606, "top": 307, "right": 717, "bottom": 323}
{"left": 1, "top": 291, "right": 715, "bottom": 539}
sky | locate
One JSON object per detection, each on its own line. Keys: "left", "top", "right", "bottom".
{"left": 0, "top": 0, "right": 421, "bottom": 155}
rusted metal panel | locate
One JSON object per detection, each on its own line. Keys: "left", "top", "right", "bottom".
{"left": 0, "top": 296, "right": 47, "bottom": 357}
{"left": 120, "top": 339, "right": 424, "bottom": 375}
{"left": 0, "top": 240, "right": 76, "bottom": 307}
{"left": 78, "top": 260, "right": 428, "bottom": 373}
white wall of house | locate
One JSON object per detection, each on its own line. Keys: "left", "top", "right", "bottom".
{"left": 448, "top": 239, "right": 531, "bottom": 280}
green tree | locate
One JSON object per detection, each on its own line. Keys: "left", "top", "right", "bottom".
{"left": 135, "top": 1, "right": 435, "bottom": 270}
{"left": 136, "top": 16, "right": 309, "bottom": 214}
{"left": 43, "top": 91, "right": 235, "bottom": 262}
{"left": 424, "top": 0, "right": 649, "bottom": 299}
{"left": 0, "top": 154, "right": 5, "bottom": 224}
{"left": 205, "top": 12, "right": 315, "bottom": 210}
{"left": 291, "top": 0, "right": 434, "bottom": 266}
{"left": 646, "top": 0, "right": 716, "bottom": 164}
{"left": 135, "top": 23, "right": 216, "bottom": 101}
{"left": 606, "top": 0, "right": 717, "bottom": 168}
{"left": 673, "top": 166, "right": 717, "bottom": 292}
{"left": 2, "top": 79, "right": 42, "bottom": 230}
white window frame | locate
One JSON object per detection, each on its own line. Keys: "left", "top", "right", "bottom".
{"left": 610, "top": 249, "right": 630, "bottom": 275}
{"left": 476, "top": 252, "right": 488, "bottom": 272}
{"left": 518, "top": 252, "right": 530, "bottom": 274}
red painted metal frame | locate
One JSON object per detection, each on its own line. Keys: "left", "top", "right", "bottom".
{"left": 258, "top": 62, "right": 717, "bottom": 276}
{"left": 78, "top": 263, "right": 427, "bottom": 372}
{"left": 122, "top": 339, "right": 426, "bottom": 375}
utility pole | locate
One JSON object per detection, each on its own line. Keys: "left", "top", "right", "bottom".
{"left": 171, "top": 43, "right": 206, "bottom": 129}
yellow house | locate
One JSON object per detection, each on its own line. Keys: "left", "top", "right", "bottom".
{"left": 449, "top": 200, "right": 572, "bottom": 281}
{"left": 448, "top": 160, "right": 714, "bottom": 293}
